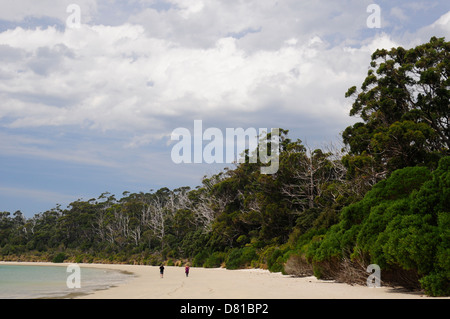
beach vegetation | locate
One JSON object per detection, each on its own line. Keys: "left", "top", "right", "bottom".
{"left": 52, "top": 252, "right": 67, "bottom": 263}
{"left": 0, "top": 37, "right": 448, "bottom": 296}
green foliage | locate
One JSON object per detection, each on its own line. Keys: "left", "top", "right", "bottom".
{"left": 225, "top": 247, "right": 258, "bottom": 270}
{"left": 193, "top": 251, "right": 209, "bottom": 267}
{"left": 343, "top": 36, "right": 449, "bottom": 181}
{"left": 166, "top": 259, "right": 175, "bottom": 266}
{"left": 52, "top": 252, "right": 67, "bottom": 263}
{"left": 382, "top": 214, "right": 438, "bottom": 273}
{"left": 260, "top": 246, "right": 288, "bottom": 273}
{"left": 307, "top": 157, "right": 450, "bottom": 295}
{"left": 204, "top": 251, "right": 227, "bottom": 268}
{"left": 419, "top": 272, "right": 450, "bottom": 297}
{"left": 225, "top": 248, "right": 243, "bottom": 270}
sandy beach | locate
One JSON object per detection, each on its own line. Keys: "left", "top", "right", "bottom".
{"left": 2, "top": 262, "right": 436, "bottom": 299}
{"left": 2, "top": 261, "right": 446, "bottom": 299}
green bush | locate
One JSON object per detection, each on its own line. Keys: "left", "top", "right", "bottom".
{"left": 236, "top": 235, "right": 249, "bottom": 245}
{"left": 241, "top": 247, "right": 258, "bottom": 266}
{"left": 204, "top": 251, "right": 226, "bottom": 268}
{"left": 225, "top": 247, "right": 258, "bottom": 270}
{"left": 260, "top": 246, "right": 288, "bottom": 273}
{"left": 267, "top": 248, "right": 283, "bottom": 273}
{"left": 419, "top": 272, "right": 450, "bottom": 297}
{"left": 305, "top": 158, "right": 450, "bottom": 295}
{"left": 149, "top": 256, "right": 161, "bottom": 266}
{"left": 382, "top": 214, "right": 438, "bottom": 274}
{"left": 193, "top": 250, "right": 209, "bottom": 267}
{"left": 225, "top": 248, "right": 242, "bottom": 270}
{"left": 52, "top": 252, "right": 66, "bottom": 263}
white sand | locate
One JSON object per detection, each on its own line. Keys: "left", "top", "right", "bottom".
{"left": 1, "top": 262, "right": 443, "bottom": 299}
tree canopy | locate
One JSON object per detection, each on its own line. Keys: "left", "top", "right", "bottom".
{"left": 343, "top": 36, "right": 449, "bottom": 180}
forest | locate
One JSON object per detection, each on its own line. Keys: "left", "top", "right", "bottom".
{"left": 1, "top": 37, "right": 449, "bottom": 296}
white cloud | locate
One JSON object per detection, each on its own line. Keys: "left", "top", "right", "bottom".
{"left": 403, "top": 10, "right": 450, "bottom": 46}
{"left": 0, "top": 2, "right": 447, "bottom": 158}
{"left": 129, "top": 0, "right": 375, "bottom": 51}
{"left": 390, "top": 7, "right": 409, "bottom": 21}
{"left": 430, "top": 11, "right": 450, "bottom": 29}
{"left": 2, "top": 23, "right": 361, "bottom": 135}
{"left": 168, "top": 0, "right": 205, "bottom": 17}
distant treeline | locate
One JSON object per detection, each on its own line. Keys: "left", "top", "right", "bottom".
{"left": 1, "top": 37, "right": 449, "bottom": 296}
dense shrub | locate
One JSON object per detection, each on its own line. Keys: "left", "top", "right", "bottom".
{"left": 225, "top": 248, "right": 243, "bottom": 270}
{"left": 225, "top": 247, "right": 258, "bottom": 270}
{"left": 204, "top": 251, "right": 227, "bottom": 268}
{"left": 52, "top": 252, "right": 66, "bottom": 263}
{"left": 420, "top": 272, "right": 450, "bottom": 297}
{"left": 193, "top": 250, "right": 209, "bottom": 267}
{"left": 305, "top": 158, "right": 450, "bottom": 295}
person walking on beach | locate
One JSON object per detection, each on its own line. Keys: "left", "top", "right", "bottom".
{"left": 185, "top": 265, "right": 190, "bottom": 277}
{"left": 160, "top": 265, "right": 165, "bottom": 278}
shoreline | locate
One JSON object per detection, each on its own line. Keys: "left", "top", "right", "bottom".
{"left": 2, "top": 261, "right": 447, "bottom": 299}
{"left": 0, "top": 261, "right": 135, "bottom": 299}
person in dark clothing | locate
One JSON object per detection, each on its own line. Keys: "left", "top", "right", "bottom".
{"left": 160, "top": 265, "right": 164, "bottom": 278}
{"left": 185, "top": 265, "right": 190, "bottom": 277}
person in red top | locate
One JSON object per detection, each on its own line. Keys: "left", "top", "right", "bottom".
{"left": 185, "top": 265, "right": 190, "bottom": 277}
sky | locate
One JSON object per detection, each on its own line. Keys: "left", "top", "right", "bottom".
{"left": 0, "top": 0, "right": 449, "bottom": 218}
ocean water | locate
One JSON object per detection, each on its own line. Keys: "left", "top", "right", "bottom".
{"left": 0, "top": 264, "right": 133, "bottom": 299}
